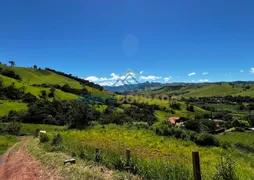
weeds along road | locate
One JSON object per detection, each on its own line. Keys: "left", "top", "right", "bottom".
{"left": 0, "top": 137, "right": 62, "bottom": 180}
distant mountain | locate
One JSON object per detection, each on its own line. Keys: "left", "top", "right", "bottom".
{"left": 104, "top": 81, "right": 254, "bottom": 97}
{"left": 104, "top": 81, "right": 164, "bottom": 93}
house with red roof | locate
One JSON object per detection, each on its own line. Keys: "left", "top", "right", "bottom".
{"left": 168, "top": 117, "right": 180, "bottom": 125}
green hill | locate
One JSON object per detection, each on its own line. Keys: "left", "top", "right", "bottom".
{"left": 147, "top": 83, "right": 254, "bottom": 98}
{"left": 0, "top": 64, "right": 110, "bottom": 115}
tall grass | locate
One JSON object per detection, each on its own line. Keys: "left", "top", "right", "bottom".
{"left": 0, "top": 135, "right": 18, "bottom": 155}
{"left": 43, "top": 124, "right": 254, "bottom": 179}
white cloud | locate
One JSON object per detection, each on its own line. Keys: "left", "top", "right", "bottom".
{"left": 140, "top": 71, "right": 143, "bottom": 74}
{"left": 199, "top": 79, "right": 209, "bottom": 82}
{"left": 85, "top": 76, "right": 108, "bottom": 82}
{"left": 98, "top": 81, "right": 115, "bottom": 86}
{"left": 188, "top": 72, "right": 196, "bottom": 76}
{"left": 110, "top": 73, "right": 120, "bottom": 80}
{"left": 140, "top": 75, "right": 161, "bottom": 81}
{"left": 240, "top": 70, "right": 244, "bottom": 73}
{"left": 202, "top": 72, "right": 208, "bottom": 75}
{"left": 250, "top": 68, "right": 254, "bottom": 74}
{"left": 164, "top": 76, "right": 172, "bottom": 82}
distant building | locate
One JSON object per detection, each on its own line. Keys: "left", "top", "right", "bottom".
{"left": 168, "top": 117, "right": 180, "bottom": 125}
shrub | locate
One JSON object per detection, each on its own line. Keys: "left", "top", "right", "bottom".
{"left": 235, "top": 143, "right": 254, "bottom": 153}
{"left": 213, "top": 157, "right": 239, "bottom": 180}
{"left": 185, "top": 120, "right": 201, "bottom": 133}
{"left": 39, "top": 132, "right": 49, "bottom": 143}
{"left": 6, "top": 122, "right": 21, "bottom": 135}
{"left": 51, "top": 133, "right": 62, "bottom": 146}
{"left": 132, "top": 122, "right": 149, "bottom": 129}
{"left": 195, "top": 133, "right": 219, "bottom": 146}
{"left": 33, "top": 128, "right": 40, "bottom": 138}
{"left": 234, "top": 127, "right": 245, "bottom": 132}
{"left": 220, "top": 141, "right": 232, "bottom": 149}
{"left": 22, "top": 92, "right": 37, "bottom": 103}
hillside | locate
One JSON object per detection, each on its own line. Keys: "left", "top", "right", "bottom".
{"left": 144, "top": 83, "right": 254, "bottom": 98}
{"left": 0, "top": 64, "right": 110, "bottom": 116}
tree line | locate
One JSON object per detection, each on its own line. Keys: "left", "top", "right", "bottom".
{"left": 45, "top": 68, "right": 104, "bottom": 91}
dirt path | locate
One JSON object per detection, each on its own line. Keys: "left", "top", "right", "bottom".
{"left": 0, "top": 137, "right": 61, "bottom": 180}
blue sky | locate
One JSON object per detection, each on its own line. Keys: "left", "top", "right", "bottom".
{"left": 0, "top": 0, "right": 254, "bottom": 85}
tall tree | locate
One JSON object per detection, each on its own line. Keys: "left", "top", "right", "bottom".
{"left": 9, "top": 61, "right": 15, "bottom": 67}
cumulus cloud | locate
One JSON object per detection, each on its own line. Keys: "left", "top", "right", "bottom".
{"left": 110, "top": 73, "right": 120, "bottom": 80}
{"left": 140, "top": 75, "right": 161, "bottom": 81}
{"left": 188, "top": 72, "right": 196, "bottom": 76}
{"left": 250, "top": 68, "right": 254, "bottom": 74}
{"left": 140, "top": 71, "right": 143, "bottom": 74}
{"left": 85, "top": 76, "right": 108, "bottom": 82}
{"left": 240, "top": 70, "right": 244, "bottom": 73}
{"left": 202, "top": 72, "right": 208, "bottom": 75}
{"left": 199, "top": 79, "right": 209, "bottom": 82}
{"left": 98, "top": 81, "right": 115, "bottom": 86}
{"left": 164, "top": 76, "right": 172, "bottom": 82}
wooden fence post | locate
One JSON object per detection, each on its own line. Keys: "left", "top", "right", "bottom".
{"left": 192, "top": 151, "right": 201, "bottom": 180}
{"left": 126, "top": 148, "right": 131, "bottom": 167}
{"left": 95, "top": 148, "right": 101, "bottom": 162}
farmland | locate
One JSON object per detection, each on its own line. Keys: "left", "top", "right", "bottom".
{"left": 0, "top": 65, "right": 254, "bottom": 179}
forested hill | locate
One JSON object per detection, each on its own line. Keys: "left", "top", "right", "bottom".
{"left": 0, "top": 63, "right": 110, "bottom": 116}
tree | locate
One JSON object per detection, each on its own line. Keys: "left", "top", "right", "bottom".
{"left": 186, "top": 104, "right": 194, "bottom": 112}
{"left": 185, "top": 120, "right": 201, "bottom": 133}
{"left": 232, "top": 119, "right": 250, "bottom": 128}
{"left": 9, "top": 61, "right": 15, "bottom": 66}
{"left": 33, "top": 65, "right": 37, "bottom": 69}
{"left": 22, "top": 93, "right": 37, "bottom": 103}
{"left": 40, "top": 90, "right": 47, "bottom": 99}
{"left": 48, "top": 88, "right": 55, "bottom": 98}
{"left": 0, "top": 78, "right": 2, "bottom": 88}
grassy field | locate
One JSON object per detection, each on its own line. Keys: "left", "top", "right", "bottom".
{"left": 147, "top": 83, "right": 254, "bottom": 98}
{"left": 0, "top": 100, "right": 28, "bottom": 116}
{"left": 0, "top": 135, "right": 18, "bottom": 155}
{"left": 0, "top": 65, "right": 110, "bottom": 97}
{"left": 19, "top": 123, "right": 66, "bottom": 135}
{"left": 53, "top": 124, "right": 254, "bottom": 180}
{"left": 218, "top": 131, "right": 254, "bottom": 149}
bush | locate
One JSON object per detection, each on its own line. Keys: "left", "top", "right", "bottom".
{"left": 6, "top": 123, "right": 21, "bottom": 135}
{"left": 51, "top": 133, "right": 62, "bottom": 146}
{"left": 185, "top": 120, "right": 201, "bottom": 133}
{"left": 220, "top": 141, "right": 232, "bottom": 149}
{"left": 39, "top": 132, "right": 49, "bottom": 143}
{"left": 195, "top": 133, "right": 219, "bottom": 146}
{"left": 235, "top": 143, "right": 254, "bottom": 153}
{"left": 132, "top": 122, "right": 149, "bottom": 129}
{"left": 213, "top": 157, "right": 239, "bottom": 180}
{"left": 33, "top": 128, "right": 40, "bottom": 138}
{"left": 234, "top": 127, "right": 245, "bottom": 132}
{"left": 22, "top": 92, "right": 37, "bottom": 103}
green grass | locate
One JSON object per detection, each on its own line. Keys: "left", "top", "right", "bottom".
{"left": 0, "top": 135, "right": 18, "bottom": 155}
{"left": 0, "top": 65, "right": 110, "bottom": 98}
{"left": 27, "top": 138, "right": 140, "bottom": 180}
{"left": 146, "top": 83, "right": 254, "bottom": 98}
{"left": 55, "top": 124, "right": 254, "bottom": 179}
{"left": 20, "top": 123, "right": 66, "bottom": 135}
{"left": 0, "top": 100, "right": 28, "bottom": 116}
{"left": 218, "top": 131, "right": 254, "bottom": 149}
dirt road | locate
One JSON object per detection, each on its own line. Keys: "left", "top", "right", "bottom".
{"left": 0, "top": 137, "right": 60, "bottom": 180}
